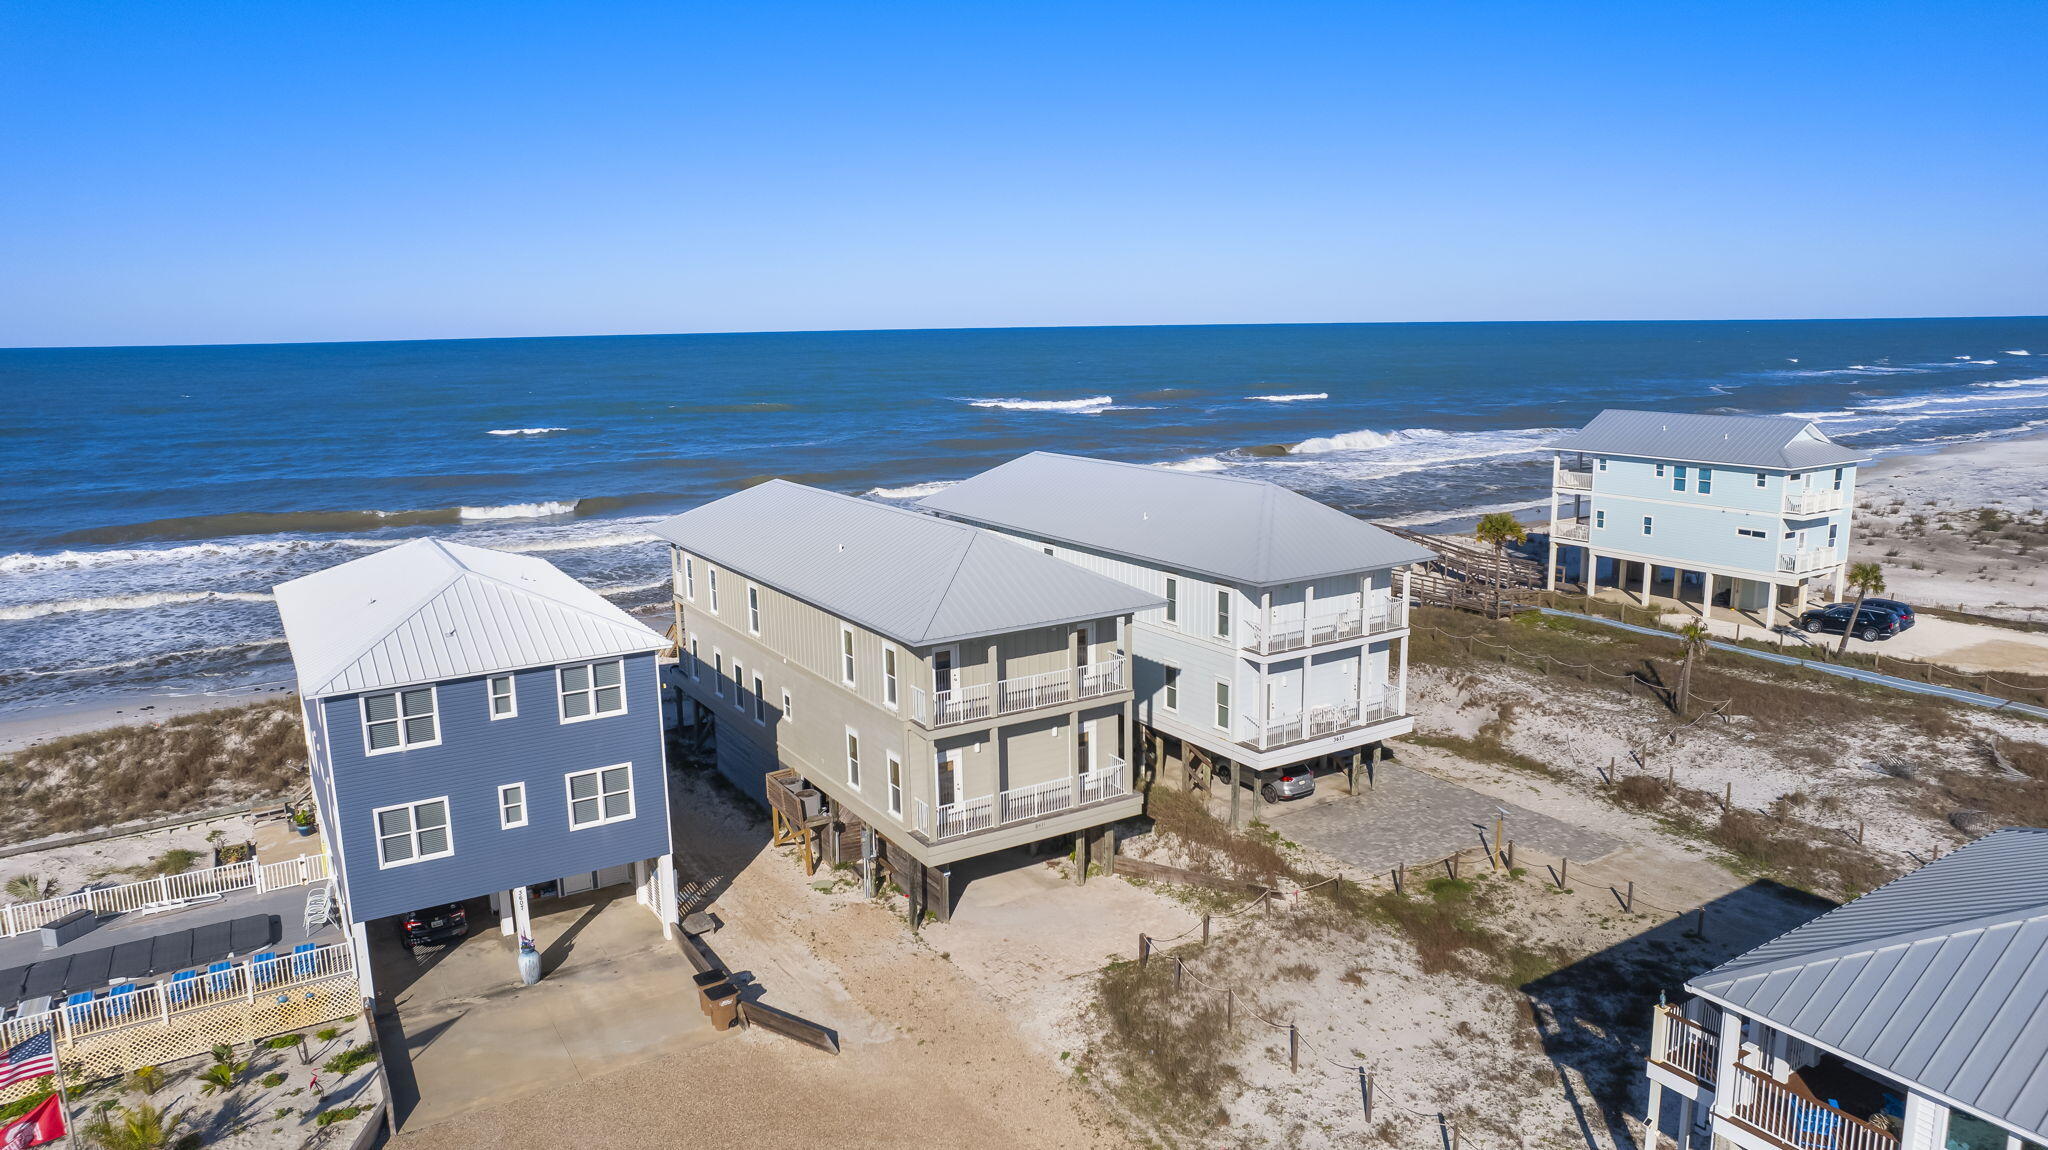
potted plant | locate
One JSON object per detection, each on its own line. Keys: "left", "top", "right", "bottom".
{"left": 291, "top": 806, "right": 316, "bottom": 837}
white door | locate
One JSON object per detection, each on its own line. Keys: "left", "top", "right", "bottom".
{"left": 558, "top": 871, "right": 596, "bottom": 896}
{"left": 594, "top": 863, "right": 634, "bottom": 889}
{"left": 1266, "top": 668, "right": 1294, "bottom": 719}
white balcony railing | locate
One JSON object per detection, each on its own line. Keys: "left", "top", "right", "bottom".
{"left": 0, "top": 854, "right": 332, "bottom": 938}
{"left": 1554, "top": 468, "right": 1594, "bottom": 491}
{"left": 1243, "top": 602, "right": 1404, "bottom": 656}
{"left": 1236, "top": 697, "right": 1400, "bottom": 753}
{"left": 1649, "top": 1005, "right": 1718, "bottom": 1088}
{"left": 1550, "top": 518, "right": 1589, "bottom": 542}
{"left": 914, "top": 657, "right": 1126, "bottom": 728}
{"left": 1785, "top": 489, "right": 1844, "bottom": 516}
{"left": 927, "top": 758, "right": 1130, "bottom": 842}
{"left": 1725, "top": 1064, "right": 1898, "bottom": 1150}
{"left": 1778, "top": 547, "right": 1838, "bottom": 573}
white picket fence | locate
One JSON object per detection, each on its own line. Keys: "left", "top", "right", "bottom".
{"left": 0, "top": 853, "right": 331, "bottom": 938}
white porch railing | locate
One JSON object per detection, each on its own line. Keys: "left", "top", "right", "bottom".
{"left": 1551, "top": 518, "right": 1589, "bottom": 542}
{"left": 933, "top": 795, "right": 996, "bottom": 839}
{"left": 0, "top": 853, "right": 333, "bottom": 938}
{"left": 1555, "top": 468, "right": 1594, "bottom": 491}
{"left": 1243, "top": 602, "right": 1404, "bottom": 656}
{"left": 1649, "top": 1005, "right": 1718, "bottom": 1087}
{"left": 1725, "top": 1063, "right": 1898, "bottom": 1150}
{"left": 1236, "top": 698, "right": 1401, "bottom": 753}
{"left": 931, "top": 758, "right": 1131, "bottom": 842}
{"left": 1778, "top": 547, "right": 1837, "bottom": 573}
{"left": 914, "top": 657, "right": 1126, "bottom": 728}
{"left": 1785, "top": 490, "right": 1844, "bottom": 516}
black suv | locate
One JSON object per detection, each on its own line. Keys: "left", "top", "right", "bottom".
{"left": 1798, "top": 603, "right": 1903, "bottom": 642}
{"left": 399, "top": 903, "right": 469, "bottom": 949}
{"left": 1860, "top": 598, "right": 1916, "bottom": 631}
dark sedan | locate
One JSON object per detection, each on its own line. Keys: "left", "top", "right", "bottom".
{"left": 1798, "top": 603, "right": 1904, "bottom": 642}
{"left": 398, "top": 902, "right": 469, "bottom": 949}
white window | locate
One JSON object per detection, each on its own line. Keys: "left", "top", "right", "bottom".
{"left": 1737, "top": 528, "right": 1766, "bottom": 539}
{"left": 840, "top": 627, "right": 857, "bottom": 687}
{"left": 1597, "top": 457, "right": 1607, "bottom": 471}
{"left": 887, "top": 752, "right": 903, "bottom": 816}
{"left": 781, "top": 689, "right": 794, "bottom": 723}
{"left": 1595, "top": 510, "right": 1606, "bottom": 529}
{"left": 558, "top": 659, "right": 626, "bottom": 722}
{"left": 488, "top": 675, "right": 517, "bottom": 720}
{"left": 1827, "top": 525, "right": 1838, "bottom": 548}
{"left": 746, "top": 585, "right": 761, "bottom": 634}
{"left": 566, "top": 764, "right": 635, "bottom": 829}
{"left": 1215, "top": 682, "right": 1231, "bottom": 730}
{"left": 1789, "top": 472, "right": 1803, "bottom": 482}
{"left": 1215, "top": 588, "right": 1231, "bottom": 638}
{"left": 883, "top": 647, "right": 899, "bottom": 709}
{"left": 733, "top": 661, "right": 748, "bottom": 711}
{"left": 708, "top": 568, "right": 720, "bottom": 613}
{"left": 688, "top": 638, "right": 700, "bottom": 680}
{"left": 1642, "top": 516, "right": 1654, "bottom": 536}
{"left": 1832, "top": 468, "right": 1844, "bottom": 492}
{"left": 752, "top": 674, "right": 766, "bottom": 724}
{"left": 1673, "top": 465, "right": 1687, "bottom": 492}
{"left": 1698, "top": 467, "right": 1712, "bottom": 495}
{"left": 1164, "top": 577, "right": 1179, "bottom": 625}
{"left": 683, "top": 555, "right": 696, "bottom": 601}
{"left": 363, "top": 687, "right": 439, "bottom": 755}
{"left": 1755, "top": 471, "right": 1768, "bottom": 488}
{"left": 712, "top": 650, "right": 725, "bottom": 697}
{"left": 498, "top": 783, "right": 528, "bottom": 829}
{"left": 1163, "top": 665, "right": 1180, "bottom": 711}
{"left": 374, "top": 797, "right": 451, "bottom": 868}
{"left": 846, "top": 729, "right": 862, "bottom": 788}
{"left": 1655, "top": 463, "right": 1666, "bottom": 478}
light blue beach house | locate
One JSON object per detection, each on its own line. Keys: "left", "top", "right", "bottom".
{"left": 1547, "top": 411, "right": 1868, "bottom": 622}
{"left": 273, "top": 539, "right": 677, "bottom": 990}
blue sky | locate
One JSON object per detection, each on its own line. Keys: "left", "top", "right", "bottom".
{"left": 3, "top": 1, "right": 2043, "bottom": 347}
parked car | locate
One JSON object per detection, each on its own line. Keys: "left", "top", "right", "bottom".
{"left": 1860, "top": 598, "right": 1916, "bottom": 631}
{"left": 399, "top": 903, "right": 468, "bottom": 949}
{"left": 1218, "top": 762, "right": 1317, "bottom": 803}
{"left": 1798, "top": 603, "right": 1903, "bottom": 642}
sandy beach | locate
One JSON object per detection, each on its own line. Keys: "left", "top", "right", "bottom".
{"left": 1851, "top": 430, "right": 2048, "bottom": 622}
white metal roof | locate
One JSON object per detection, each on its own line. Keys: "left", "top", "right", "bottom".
{"left": 1687, "top": 828, "right": 2048, "bottom": 1138}
{"left": 273, "top": 538, "right": 667, "bottom": 698}
{"left": 1551, "top": 409, "right": 1869, "bottom": 470}
{"left": 650, "top": 480, "right": 1163, "bottom": 648}
{"left": 917, "top": 451, "right": 1436, "bottom": 586}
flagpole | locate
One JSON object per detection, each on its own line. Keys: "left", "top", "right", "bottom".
{"left": 47, "top": 1026, "right": 76, "bottom": 1150}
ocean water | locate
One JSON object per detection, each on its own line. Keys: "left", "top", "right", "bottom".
{"left": 4, "top": 318, "right": 2047, "bottom": 712}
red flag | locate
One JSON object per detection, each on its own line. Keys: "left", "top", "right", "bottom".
{"left": 0, "top": 1095, "right": 65, "bottom": 1150}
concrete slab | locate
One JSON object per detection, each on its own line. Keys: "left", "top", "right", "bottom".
{"left": 1256, "top": 759, "right": 1619, "bottom": 873}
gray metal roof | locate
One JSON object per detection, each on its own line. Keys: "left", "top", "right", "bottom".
{"left": 649, "top": 480, "right": 1163, "bottom": 648}
{"left": 917, "top": 452, "right": 1436, "bottom": 586}
{"left": 1687, "top": 828, "right": 2048, "bottom": 1138}
{"left": 273, "top": 538, "right": 667, "bottom": 698}
{"left": 1551, "top": 409, "right": 1869, "bottom": 470}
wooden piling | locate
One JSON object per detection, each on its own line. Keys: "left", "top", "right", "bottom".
{"left": 1138, "top": 933, "right": 1150, "bottom": 967}
{"left": 1625, "top": 880, "right": 1635, "bottom": 913}
{"left": 1201, "top": 914, "right": 1211, "bottom": 944}
{"left": 1288, "top": 1024, "right": 1299, "bottom": 1073}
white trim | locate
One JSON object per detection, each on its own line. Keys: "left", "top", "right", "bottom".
{"left": 688, "top": 638, "right": 700, "bottom": 680}
{"left": 752, "top": 673, "right": 767, "bottom": 724}
{"left": 882, "top": 646, "right": 900, "bottom": 710}
{"left": 845, "top": 726, "right": 862, "bottom": 789}
{"left": 780, "top": 688, "right": 794, "bottom": 724}
{"left": 565, "top": 763, "right": 636, "bottom": 830}
{"left": 746, "top": 584, "right": 762, "bottom": 635}
{"left": 682, "top": 554, "right": 696, "bottom": 602}
{"left": 1214, "top": 679, "right": 1231, "bottom": 731}
{"left": 557, "top": 658, "right": 628, "bottom": 724}
{"left": 712, "top": 649, "right": 725, "bottom": 697}
{"left": 498, "top": 782, "right": 528, "bottom": 829}
{"left": 1214, "top": 584, "right": 1232, "bottom": 639}
{"left": 1163, "top": 576, "right": 1179, "bottom": 626}
{"left": 732, "top": 658, "right": 748, "bottom": 711}
{"left": 1161, "top": 663, "right": 1181, "bottom": 712}
{"left": 360, "top": 685, "right": 441, "bottom": 756}
{"left": 488, "top": 674, "right": 517, "bottom": 720}
{"left": 707, "top": 567, "right": 720, "bottom": 613}
{"left": 886, "top": 751, "right": 903, "bottom": 816}
{"left": 372, "top": 796, "right": 453, "bottom": 868}
{"left": 840, "top": 626, "right": 857, "bottom": 688}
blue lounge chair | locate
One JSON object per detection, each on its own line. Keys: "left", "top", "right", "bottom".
{"left": 63, "top": 991, "right": 95, "bottom": 1027}
{"left": 290, "top": 942, "right": 318, "bottom": 979}
{"left": 106, "top": 983, "right": 136, "bottom": 1017}
{"left": 250, "top": 951, "right": 280, "bottom": 986}
{"left": 205, "top": 961, "right": 235, "bottom": 995}
{"left": 166, "top": 969, "right": 199, "bottom": 1006}
{"left": 1795, "top": 1101, "right": 1840, "bottom": 1148}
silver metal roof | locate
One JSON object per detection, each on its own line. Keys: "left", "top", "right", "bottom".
{"left": 1687, "top": 828, "right": 2048, "bottom": 1138}
{"left": 1551, "top": 409, "right": 1869, "bottom": 470}
{"left": 918, "top": 452, "right": 1436, "bottom": 586}
{"left": 649, "top": 480, "right": 1163, "bottom": 648}
{"left": 273, "top": 538, "right": 667, "bottom": 698}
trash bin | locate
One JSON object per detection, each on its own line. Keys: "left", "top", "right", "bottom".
{"left": 691, "top": 968, "right": 730, "bottom": 1015}
{"left": 702, "top": 981, "right": 742, "bottom": 1031}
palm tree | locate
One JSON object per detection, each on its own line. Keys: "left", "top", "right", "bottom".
{"left": 3, "top": 874, "right": 55, "bottom": 902}
{"left": 196, "top": 1060, "right": 245, "bottom": 1095}
{"left": 1676, "top": 621, "right": 1710, "bottom": 716}
{"left": 1475, "top": 512, "right": 1528, "bottom": 618}
{"left": 84, "top": 1102, "right": 186, "bottom": 1150}
{"left": 126, "top": 1065, "right": 166, "bottom": 1096}
{"left": 1837, "top": 561, "right": 1887, "bottom": 654}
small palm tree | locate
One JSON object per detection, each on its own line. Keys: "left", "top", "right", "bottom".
{"left": 1838, "top": 561, "right": 1887, "bottom": 654}
{"left": 3, "top": 874, "right": 55, "bottom": 902}
{"left": 196, "top": 1060, "right": 244, "bottom": 1095}
{"left": 1676, "top": 621, "right": 1710, "bottom": 715}
{"left": 84, "top": 1102, "right": 186, "bottom": 1150}
{"left": 1475, "top": 512, "right": 1528, "bottom": 618}
{"left": 127, "top": 1065, "right": 166, "bottom": 1096}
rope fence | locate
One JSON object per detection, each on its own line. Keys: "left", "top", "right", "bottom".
{"left": 1418, "top": 623, "right": 1735, "bottom": 716}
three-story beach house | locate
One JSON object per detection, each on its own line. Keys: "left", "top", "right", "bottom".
{"left": 274, "top": 539, "right": 678, "bottom": 987}
{"left": 1547, "top": 411, "right": 1868, "bottom": 622}
{"left": 653, "top": 481, "right": 1162, "bottom": 915}
{"left": 920, "top": 452, "right": 1435, "bottom": 791}
{"left": 1644, "top": 828, "right": 2047, "bottom": 1150}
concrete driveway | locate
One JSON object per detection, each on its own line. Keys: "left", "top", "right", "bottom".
{"left": 372, "top": 887, "right": 716, "bottom": 1133}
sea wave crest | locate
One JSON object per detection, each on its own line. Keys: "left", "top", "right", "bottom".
{"left": 865, "top": 481, "right": 958, "bottom": 499}
{"left": 1246, "top": 393, "right": 1328, "bottom": 403}
{"left": 0, "top": 590, "right": 275, "bottom": 622}
{"left": 486, "top": 427, "right": 571, "bottom": 436}
{"left": 961, "top": 396, "right": 1116, "bottom": 414}
{"left": 1289, "top": 427, "right": 1445, "bottom": 455}
{"left": 457, "top": 501, "right": 580, "bottom": 521}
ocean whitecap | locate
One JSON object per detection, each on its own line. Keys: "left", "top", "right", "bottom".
{"left": 1245, "top": 393, "right": 1329, "bottom": 403}
{"left": 487, "top": 427, "right": 571, "bottom": 436}
{"left": 960, "top": 396, "right": 1116, "bottom": 414}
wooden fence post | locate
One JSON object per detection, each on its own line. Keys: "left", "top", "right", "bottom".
{"left": 1288, "top": 1024, "right": 1298, "bottom": 1073}
{"left": 1138, "top": 933, "right": 1150, "bottom": 967}
{"left": 1360, "top": 1069, "right": 1372, "bottom": 1120}
{"left": 1225, "top": 989, "right": 1234, "bottom": 1029}
{"left": 1173, "top": 957, "right": 1183, "bottom": 990}
{"left": 1201, "top": 914, "right": 1211, "bottom": 944}
{"left": 1559, "top": 857, "right": 1569, "bottom": 890}
{"left": 1394, "top": 862, "right": 1405, "bottom": 894}
{"left": 1505, "top": 840, "right": 1515, "bottom": 869}
{"left": 1625, "top": 881, "right": 1635, "bottom": 913}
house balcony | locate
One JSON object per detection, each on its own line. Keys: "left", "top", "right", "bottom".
{"left": 1778, "top": 547, "right": 1838, "bottom": 574}
{"left": 1236, "top": 697, "right": 1400, "bottom": 754}
{"left": 1785, "top": 490, "right": 1845, "bottom": 516}
{"left": 1555, "top": 468, "right": 1595, "bottom": 491}
{"left": 912, "top": 658, "right": 1126, "bottom": 729}
{"left": 1242, "top": 601, "right": 1404, "bottom": 656}
{"left": 1722, "top": 1062, "right": 1899, "bottom": 1150}
{"left": 1551, "top": 517, "right": 1590, "bottom": 543}
{"left": 1648, "top": 1004, "right": 1719, "bottom": 1094}
{"left": 914, "top": 759, "right": 1129, "bottom": 842}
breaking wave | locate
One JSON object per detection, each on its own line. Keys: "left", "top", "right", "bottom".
{"left": 961, "top": 395, "right": 1117, "bottom": 414}
{"left": 457, "top": 501, "right": 580, "bottom": 520}
{"left": 486, "top": 427, "right": 570, "bottom": 436}
{"left": 1247, "top": 393, "right": 1328, "bottom": 403}
{"left": 0, "top": 590, "right": 275, "bottom": 622}
{"left": 1156, "top": 456, "right": 1228, "bottom": 472}
{"left": 865, "top": 481, "right": 958, "bottom": 499}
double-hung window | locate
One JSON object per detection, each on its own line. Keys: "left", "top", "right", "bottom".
{"left": 733, "top": 661, "right": 749, "bottom": 712}
{"left": 781, "top": 689, "right": 794, "bottom": 723}
{"left": 498, "top": 783, "right": 528, "bottom": 829}
{"left": 566, "top": 765, "right": 634, "bottom": 829}
{"left": 747, "top": 586, "right": 761, "bottom": 634}
{"left": 1163, "top": 666, "right": 1180, "bottom": 711}
{"left": 887, "top": 753, "right": 903, "bottom": 816}
{"left": 1755, "top": 471, "right": 1768, "bottom": 488}
{"left": 1655, "top": 463, "right": 1666, "bottom": 478}
{"left": 374, "top": 798, "right": 451, "bottom": 867}
{"left": 1215, "top": 682, "right": 1231, "bottom": 730}
{"left": 1164, "top": 577, "right": 1179, "bottom": 625}
{"left": 688, "top": 638, "right": 700, "bottom": 680}
{"left": 708, "top": 569, "right": 720, "bottom": 613}
{"left": 846, "top": 729, "right": 862, "bottom": 788}
{"left": 1597, "top": 457, "right": 1607, "bottom": 471}
{"left": 752, "top": 674, "right": 766, "bottom": 724}
{"left": 1697, "top": 467, "right": 1712, "bottom": 495}
{"left": 683, "top": 555, "right": 696, "bottom": 601}
{"left": 1642, "top": 516, "right": 1654, "bottom": 536}
{"left": 363, "top": 687, "right": 438, "bottom": 754}
{"left": 1594, "top": 510, "right": 1606, "bottom": 529}
{"left": 1827, "top": 525, "right": 1838, "bottom": 549}
{"left": 713, "top": 651, "right": 725, "bottom": 697}
{"left": 1215, "top": 588, "right": 1231, "bottom": 639}
{"left": 559, "top": 659, "right": 625, "bottom": 721}
{"left": 882, "top": 648, "right": 899, "bottom": 709}
{"left": 488, "top": 675, "right": 517, "bottom": 720}
{"left": 840, "top": 628, "right": 857, "bottom": 688}
{"left": 1832, "top": 468, "right": 1844, "bottom": 492}
{"left": 1673, "top": 465, "right": 1688, "bottom": 492}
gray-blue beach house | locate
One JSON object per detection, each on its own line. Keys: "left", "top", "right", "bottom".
{"left": 273, "top": 539, "right": 678, "bottom": 989}
{"left": 1546, "top": 410, "right": 1868, "bottom": 623}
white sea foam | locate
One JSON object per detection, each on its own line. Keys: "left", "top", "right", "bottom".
{"left": 1377, "top": 499, "right": 1549, "bottom": 529}
{"left": 0, "top": 590, "right": 274, "bottom": 622}
{"left": 961, "top": 396, "right": 1116, "bottom": 414}
{"left": 1246, "top": 393, "right": 1328, "bottom": 403}
{"left": 1289, "top": 427, "right": 1430, "bottom": 454}
{"left": 0, "top": 540, "right": 330, "bottom": 576}
{"left": 865, "top": 481, "right": 958, "bottom": 500}
{"left": 496, "top": 530, "right": 660, "bottom": 554}
{"left": 1973, "top": 376, "right": 2048, "bottom": 389}
{"left": 1969, "top": 360, "right": 1998, "bottom": 365}
{"left": 487, "top": 427, "right": 570, "bottom": 436}
{"left": 595, "top": 578, "right": 669, "bottom": 597}
{"left": 10, "top": 638, "right": 289, "bottom": 679}
{"left": 2005, "top": 350, "right": 2031, "bottom": 356}
{"left": 1156, "top": 456, "right": 1228, "bottom": 472}
{"left": 457, "top": 501, "right": 580, "bottom": 520}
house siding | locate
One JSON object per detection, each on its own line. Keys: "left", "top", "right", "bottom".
{"left": 1565, "top": 454, "right": 1857, "bottom": 579}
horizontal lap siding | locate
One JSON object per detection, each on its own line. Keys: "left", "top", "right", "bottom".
{"left": 317, "top": 652, "right": 669, "bottom": 924}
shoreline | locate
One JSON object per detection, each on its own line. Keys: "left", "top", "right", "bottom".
{"left": 0, "top": 682, "right": 294, "bottom": 755}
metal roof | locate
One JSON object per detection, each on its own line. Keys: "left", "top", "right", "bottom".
{"left": 1550, "top": 409, "right": 1869, "bottom": 470}
{"left": 649, "top": 480, "right": 1164, "bottom": 648}
{"left": 1687, "top": 828, "right": 2048, "bottom": 1138}
{"left": 917, "top": 452, "right": 1436, "bottom": 586}
{"left": 273, "top": 538, "right": 667, "bottom": 698}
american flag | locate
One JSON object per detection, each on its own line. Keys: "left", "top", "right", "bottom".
{"left": 0, "top": 1032, "right": 56, "bottom": 1089}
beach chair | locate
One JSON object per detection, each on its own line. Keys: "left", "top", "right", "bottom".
{"left": 205, "top": 960, "right": 236, "bottom": 996}
{"left": 105, "top": 983, "right": 136, "bottom": 1018}
{"left": 290, "top": 942, "right": 318, "bottom": 979}
{"left": 303, "top": 882, "right": 335, "bottom": 935}
{"left": 165, "top": 969, "right": 199, "bottom": 1007}
{"left": 250, "top": 951, "right": 280, "bottom": 987}
{"left": 1795, "top": 1100, "right": 1840, "bottom": 1148}
{"left": 63, "top": 991, "right": 95, "bottom": 1028}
